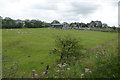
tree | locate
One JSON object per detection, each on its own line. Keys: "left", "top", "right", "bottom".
{"left": 2, "top": 17, "right": 16, "bottom": 29}
{"left": 24, "top": 20, "right": 32, "bottom": 28}
{"left": 0, "top": 16, "right": 2, "bottom": 28}
{"left": 51, "top": 20, "right": 60, "bottom": 24}
{"left": 50, "top": 35, "right": 83, "bottom": 64}
{"left": 16, "top": 22, "right": 23, "bottom": 28}
{"left": 112, "top": 26, "right": 116, "bottom": 30}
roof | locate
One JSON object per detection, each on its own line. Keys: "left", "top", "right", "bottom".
{"left": 51, "top": 24, "right": 64, "bottom": 25}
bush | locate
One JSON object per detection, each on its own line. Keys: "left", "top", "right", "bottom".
{"left": 51, "top": 35, "right": 83, "bottom": 64}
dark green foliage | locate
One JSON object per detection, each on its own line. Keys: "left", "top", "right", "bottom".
{"left": 48, "top": 38, "right": 119, "bottom": 78}
{"left": 52, "top": 35, "right": 83, "bottom": 64}
{"left": 2, "top": 17, "right": 18, "bottom": 29}
{"left": 93, "top": 52, "right": 119, "bottom": 78}
{"left": 2, "top": 17, "right": 51, "bottom": 29}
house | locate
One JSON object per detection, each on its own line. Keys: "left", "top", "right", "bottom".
{"left": 62, "top": 22, "right": 69, "bottom": 29}
{"left": 88, "top": 21, "right": 102, "bottom": 27}
{"left": 102, "top": 23, "right": 108, "bottom": 27}
{"left": 95, "top": 21, "right": 102, "bottom": 27}
{"left": 51, "top": 24, "right": 64, "bottom": 29}
{"left": 88, "top": 21, "right": 96, "bottom": 27}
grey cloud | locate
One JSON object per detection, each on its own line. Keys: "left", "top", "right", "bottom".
{"left": 67, "top": 2, "right": 100, "bottom": 16}
{"left": 31, "top": 3, "right": 58, "bottom": 10}
{"left": 48, "top": 1, "right": 101, "bottom": 21}
{"left": 118, "top": 1, "right": 120, "bottom": 6}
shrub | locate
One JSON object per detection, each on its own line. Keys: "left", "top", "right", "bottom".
{"left": 51, "top": 35, "right": 83, "bottom": 64}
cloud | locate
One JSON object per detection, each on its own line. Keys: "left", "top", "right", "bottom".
{"left": 0, "top": 0, "right": 118, "bottom": 26}
{"left": 69, "top": 2, "right": 100, "bottom": 16}
{"left": 31, "top": 2, "right": 58, "bottom": 10}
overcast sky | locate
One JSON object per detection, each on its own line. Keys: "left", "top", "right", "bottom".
{"left": 0, "top": 0, "right": 119, "bottom": 26}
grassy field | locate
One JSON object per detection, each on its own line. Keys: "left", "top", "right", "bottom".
{"left": 2, "top": 28, "right": 118, "bottom": 78}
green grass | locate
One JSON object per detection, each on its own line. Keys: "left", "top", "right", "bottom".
{"left": 2, "top": 28, "right": 118, "bottom": 78}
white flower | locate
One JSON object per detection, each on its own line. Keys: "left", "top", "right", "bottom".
{"left": 81, "top": 74, "right": 84, "bottom": 76}
{"left": 57, "top": 70, "right": 60, "bottom": 72}
{"left": 67, "top": 68, "right": 70, "bottom": 70}
{"left": 64, "top": 63, "right": 68, "bottom": 66}
{"left": 62, "top": 65, "right": 66, "bottom": 67}
{"left": 42, "top": 72, "right": 45, "bottom": 75}
{"left": 85, "top": 68, "right": 89, "bottom": 73}
{"left": 57, "top": 64, "right": 62, "bottom": 67}
{"left": 89, "top": 71, "right": 92, "bottom": 73}
{"left": 35, "top": 74, "right": 38, "bottom": 76}
{"left": 32, "top": 70, "right": 35, "bottom": 72}
{"left": 57, "top": 63, "right": 68, "bottom": 67}
{"left": 63, "top": 63, "right": 66, "bottom": 65}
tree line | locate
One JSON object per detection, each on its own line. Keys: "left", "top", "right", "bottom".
{"left": 1, "top": 16, "right": 51, "bottom": 29}
{"left": 0, "top": 16, "right": 117, "bottom": 29}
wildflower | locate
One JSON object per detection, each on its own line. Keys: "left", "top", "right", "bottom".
{"left": 81, "top": 74, "right": 84, "bottom": 76}
{"left": 81, "top": 73, "right": 84, "bottom": 78}
{"left": 85, "top": 68, "right": 89, "bottom": 73}
{"left": 63, "top": 63, "right": 67, "bottom": 65}
{"left": 89, "top": 71, "right": 92, "bottom": 73}
{"left": 67, "top": 68, "right": 70, "bottom": 70}
{"left": 62, "top": 65, "right": 66, "bottom": 67}
{"left": 57, "top": 64, "right": 62, "bottom": 67}
{"left": 42, "top": 72, "right": 45, "bottom": 75}
{"left": 102, "top": 52, "right": 105, "bottom": 55}
{"left": 35, "top": 74, "right": 38, "bottom": 76}
{"left": 57, "top": 70, "right": 60, "bottom": 72}
{"left": 32, "top": 70, "right": 35, "bottom": 72}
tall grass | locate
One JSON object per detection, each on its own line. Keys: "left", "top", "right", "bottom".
{"left": 44, "top": 38, "right": 119, "bottom": 78}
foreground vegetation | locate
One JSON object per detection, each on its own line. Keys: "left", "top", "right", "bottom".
{"left": 2, "top": 28, "right": 118, "bottom": 78}
{"left": 46, "top": 37, "right": 119, "bottom": 78}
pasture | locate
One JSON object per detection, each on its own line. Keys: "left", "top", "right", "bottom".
{"left": 2, "top": 28, "right": 118, "bottom": 78}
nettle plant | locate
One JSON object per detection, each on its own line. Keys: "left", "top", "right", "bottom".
{"left": 50, "top": 35, "right": 83, "bottom": 64}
